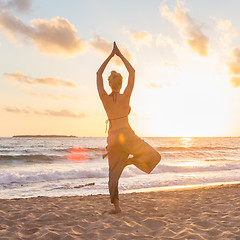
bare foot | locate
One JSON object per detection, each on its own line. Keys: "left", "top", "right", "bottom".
{"left": 109, "top": 208, "right": 122, "bottom": 214}
{"left": 126, "top": 157, "right": 134, "bottom": 166}
{"left": 113, "top": 198, "right": 122, "bottom": 214}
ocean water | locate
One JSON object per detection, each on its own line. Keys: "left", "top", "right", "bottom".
{"left": 0, "top": 137, "right": 240, "bottom": 199}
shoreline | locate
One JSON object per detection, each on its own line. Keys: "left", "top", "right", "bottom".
{"left": 0, "top": 182, "right": 239, "bottom": 239}
{"left": 123, "top": 181, "right": 240, "bottom": 194}
{"left": 1, "top": 181, "right": 240, "bottom": 201}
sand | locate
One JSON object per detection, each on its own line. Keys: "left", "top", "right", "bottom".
{"left": 0, "top": 184, "right": 240, "bottom": 240}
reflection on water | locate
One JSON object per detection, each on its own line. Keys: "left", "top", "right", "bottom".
{"left": 180, "top": 137, "right": 192, "bottom": 148}
{"left": 177, "top": 161, "right": 203, "bottom": 167}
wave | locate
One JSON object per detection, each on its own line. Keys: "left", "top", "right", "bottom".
{"left": 154, "top": 163, "right": 240, "bottom": 174}
{"left": 0, "top": 167, "right": 109, "bottom": 185}
{"left": 122, "top": 161, "right": 240, "bottom": 177}
{"left": 1, "top": 161, "right": 240, "bottom": 186}
{"left": 0, "top": 147, "right": 107, "bottom": 163}
{"left": 156, "top": 146, "right": 239, "bottom": 152}
{"left": 54, "top": 147, "right": 106, "bottom": 152}
{"left": 0, "top": 154, "right": 63, "bottom": 163}
{"left": 2, "top": 145, "right": 238, "bottom": 153}
{"left": 1, "top": 150, "right": 239, "bottom": 164}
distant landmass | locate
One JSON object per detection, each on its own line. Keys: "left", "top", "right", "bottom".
{"left": 13, "top": 135, "right": 78, "bottom": 138}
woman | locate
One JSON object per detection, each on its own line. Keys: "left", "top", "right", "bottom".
{"left": 96, "top": 42, "right": 161, "bottom": 213}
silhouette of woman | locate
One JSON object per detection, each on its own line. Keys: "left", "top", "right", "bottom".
{"left": 97, "top": 42, "right": 161, "bottom": 213}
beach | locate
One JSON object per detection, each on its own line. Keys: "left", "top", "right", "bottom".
{"left": 0, "top": 183, "right": 239, "bottom": 240}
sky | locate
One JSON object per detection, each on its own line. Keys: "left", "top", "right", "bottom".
{"left": 1, "top": 0, "right": 240, "bottom": 137}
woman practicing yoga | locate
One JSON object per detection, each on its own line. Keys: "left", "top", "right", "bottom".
{"left": 96, "top": 42, "right": 161, "bottom": 213}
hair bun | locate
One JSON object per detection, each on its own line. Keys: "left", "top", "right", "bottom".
{"left": 110, "top": 70, "right": 118, "bottom": 78}
{"left": 108, "top": 70, "right": 123, "bottom": 90}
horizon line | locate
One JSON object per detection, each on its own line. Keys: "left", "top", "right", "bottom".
{"left": 0, "top": 135, "right": 239, "bottom": 138}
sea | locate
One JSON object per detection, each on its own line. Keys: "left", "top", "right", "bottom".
{"left": 0, "top": 137, "right": 240, "bottom": 199}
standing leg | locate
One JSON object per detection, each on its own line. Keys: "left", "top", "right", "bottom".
{"left": 108, "top": 146, "right": 128, "bottom": 213}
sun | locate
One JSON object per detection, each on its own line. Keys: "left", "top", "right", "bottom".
{"left": 134, "top": 54, "right": 233, "bottom": 137}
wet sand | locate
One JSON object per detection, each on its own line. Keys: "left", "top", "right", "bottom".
{"left": 0, "top": 183, "right": 240, "bottom": 240}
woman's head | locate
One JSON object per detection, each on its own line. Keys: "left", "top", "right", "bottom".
{"left": 108, "top": 70, "right": 123, "bottom": 92}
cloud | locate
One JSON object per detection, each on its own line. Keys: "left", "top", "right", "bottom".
{"left": 0, "top": 4, "right": 132, "bottom": 60}
{"left": 29, "top": 91, "right": 79, "bottom": 100}
{"left": 228, "top": 48, "right": 240, "bottom": 75}
{"left": 213, "top": 18, "right": 237, "bottom": 55}
{"left": 3, "top": 106, "right": 86, "bottom": 118}
{"left": 89, "top": 35, "right": 132, "bottom": 66}
{"left": 149, "top": 82, "right": 164, "bottom": 88}
{"left": 3, "top": 72, "right": 77, "bottom": 87}
{"left": 156, "top": 33, "right": 180, "bottom": 52}
{"left": 228, "top": 48, "right": 240, "bottom": 88}
{"left": 160, "top": 0, "right": 209, "bottom": 56}
{"left": 149, "top": 81, "right": 173, "bottom": 89}
{"left": 125, "top": 29, "right": 153, "bottom": 47}
{"left": 132, "top": 31, "right": 151, "bottom": 42}
{"left": 215, "top": 19, "right": 237, "bottom": 40}
{"left": 0, "top": 0, "right": 33, "bottom": 12}
{"left": 44, "top": 109, "right": 85, "bottom": 118}
{"left": 3, "top": 106, "right": 30, "bottom": 114}
{"left": 230, "top": 76, "right": 240, "bottom": 87}
{"left": 0, "top": 11, "right": 84, "bottom": 55}
{"left": 17, "top": 85, "right": 79, "bottom": 99}
{"left": 0, "top": 9, "right": 128, "bottom": 59}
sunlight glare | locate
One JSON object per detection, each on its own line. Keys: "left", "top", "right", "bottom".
{"left": 177, "top": 161, "right": 203, "bottom": 167}
{"left": 67, "top": 147, "right": 89, "bottom": 162}
{"left": 180, "top": 137, "right": 192, "bottom": 148}
{"left": 136, "top": 51, "right": 233, "bottom": 137}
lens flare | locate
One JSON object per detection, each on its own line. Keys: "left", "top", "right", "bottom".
{"left": 118, "top": 133, "right": 125, "bottom": 144}
{"left": 67, "top": 147, "right": 88, "bottom": 162}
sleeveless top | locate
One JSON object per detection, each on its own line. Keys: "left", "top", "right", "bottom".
{"left": 105, "top": 92, "right": 131, "bottom": 133}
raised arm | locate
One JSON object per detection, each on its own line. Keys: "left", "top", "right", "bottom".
{"left": 114, "top": 42, "right": 135, "bottom": 98}
{"left": 96, "top": 46, "right": 115, "bottom": 100}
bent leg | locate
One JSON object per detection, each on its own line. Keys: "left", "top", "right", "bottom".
{"left": 126, "top": 136, "right": 161, "bottom": 174}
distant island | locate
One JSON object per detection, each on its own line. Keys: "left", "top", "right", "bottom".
{"left": 13, "top": 135, "right": 78, "bottom": 138}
